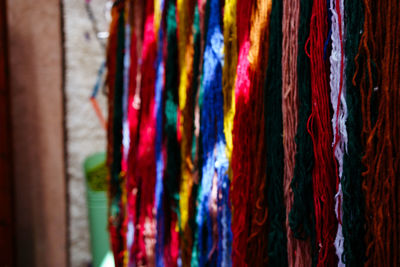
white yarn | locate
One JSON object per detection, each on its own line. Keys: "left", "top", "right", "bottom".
{"left": 329, "top": 0, "right": 347, "bottom": 265}
{"left": 122, "top": 24, "right": 132, "bottom": 167}
{"left": 122, "top": 24, "right": 133, "bottom": 261}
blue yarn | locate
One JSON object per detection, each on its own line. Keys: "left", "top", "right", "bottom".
{"left": 214, "top": 28, "right": 231, "bottom": 266}
{"left": 215, "top": 140, "right": 232, "bottom": 267}
{"left": 122, "top": 25, "right": 131, "bottom": 122}
{"left": 212, "top": 10, "right": 231, "bottom": 267}
{"left": 324, "top": 0, "right": 332, "bottom": 60}
{"left": 195, "top": 0, "right": 230, "bottom": 265}
{"left": 155, "top": 0, "right": 165, "bottom": 265}
{"left": 90, "top": 61, "right": 106, "bottom": 99}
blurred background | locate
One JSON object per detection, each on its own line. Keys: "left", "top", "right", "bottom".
{"left": 0, "top": 0, "right": 113, "bottom": 266}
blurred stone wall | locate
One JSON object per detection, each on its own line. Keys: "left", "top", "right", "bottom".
{"left": 63, "top": 1, "right": 109, "bottom": 266}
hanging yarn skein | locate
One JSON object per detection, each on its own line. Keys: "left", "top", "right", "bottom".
{"left": 132, "top": 0, "right": 158, "bottom": 264}
{"left": 230, "top": 0, "right": 255, "bottom": 265}
{"left": 264, "top": 0, "right": 289, "bottom": 265}
{"left": 245, "top": 0, "right": 272, "bottom": 265}
{"left": 222, "top": 0, "right": 237, "bottom": 180}
{"left": 121, "top": 3, "right": 132, "bottom": 265}
{"left": 289, "top": 0, "right": 317, "bottom": 264}
{"left": 177, "top": 0, "right": 198, "bottom": 265}
{"left": 125, "top": 5, "right": 140, "bottom": 267}
{"left": 162, "top": 0, "right": 181, "bottom": 264}
{"left": 213, "top": 2, "right": 232, "bottom": 262}
{"left": 329, "top": 0, "right": 346, "bottom": 264}
{"left": 356, "top": 0, "right": 400, "bottom": 265}
{"left": 220, "top": 1, "right": 237, "bottom": 262}
{"left": 195, "top": 0, "right": 225, "bottom": 264}
{"left": 107, "top": 3, "right": 127, "bottom": 265}
{"left": 281, "top": 0, "right": 313, "bottom": 265}
{"left": 308, "top": 0, "right": 338, "bottom": 265}
{"left": 186, "top": 6, "right": 202, "bottom": 262}
{"left": 341, "top": 0, "right": 366, "bottom": 265}
{"left": 154, "top": 0, "right": 166, "bottom": 266}
{"left": 191, "top": 0, "right": 211, "bottom": 265}
{"left": 126, "top": 0, "right": 147, "bottom": 264}
{"left": 106, "top": 2, "right": 119, "bottom": 262}
{"left": 220, "top": 0, "right": 238, "bottom": 266}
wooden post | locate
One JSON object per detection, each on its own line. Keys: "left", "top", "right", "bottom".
{"left": 0, "top": 0, "right": 15, "bottom": 265}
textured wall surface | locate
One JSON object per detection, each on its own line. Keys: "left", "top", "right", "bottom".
{"left": 7, "top": 1, "right": 67, "bottom": 266}
{"left": 63, "top": 0, "right": 109, "bottom": 266}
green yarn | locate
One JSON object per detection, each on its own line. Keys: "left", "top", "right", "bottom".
{"left": 342, "top": 0, "right": 366, "bottom": 265}
{"left": 188, "top": 3, "right": 201, "bottom": 264}
{"left": 191, "top": 5, "right": 201, "bottom": 163}
{"left": 111, "top": 8, "right": 125, "bottom": 213}
{"left": 191, "top": 2, "right": 210, "bottom": 265}
{"left": 197, "top": 0, "right": 211, "bottom": 113}
{"left": 264, "top": 0, "right": 288, "bottom": 265}
{"left": 164, "top": 0, "right": 181, "bottom": 212}
{"left": 289, "top": 0, "right": 316, "bottom": 265}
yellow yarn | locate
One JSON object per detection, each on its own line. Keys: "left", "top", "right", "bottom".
{"left": 154, "top": 0, "right": 162, "bottom": 38}
{"left": 222, "top": 0, "right": 238, "bottom": 178}
{"left": 177, "top": 0, "right": 196, "bottom": 265}
{"left": 178, "top": 0, "right": 190, "bottom": 113}
{"left": 177, "top": 0, "right": 189, "bottom": 233}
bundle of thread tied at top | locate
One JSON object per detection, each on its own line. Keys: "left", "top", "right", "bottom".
{"left": 104, "top": 0, "right": 400, "bottom": 266}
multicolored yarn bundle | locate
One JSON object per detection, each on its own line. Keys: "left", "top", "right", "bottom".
{"left": 105, "top": 0, "right": 400, "bottom": 266}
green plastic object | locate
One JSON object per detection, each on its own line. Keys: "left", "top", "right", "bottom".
{"left": 84, "top": 152, "right": 114, "bottom": 267}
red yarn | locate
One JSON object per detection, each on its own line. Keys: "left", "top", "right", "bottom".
{"left": 307, "top": 0, "right": 338, "bottom": 265}
{"left": 230, "top": 0, "right": 255, "bottom": 266}
{"left": 126, "top": 3, "right": 141, "bottom": 265}
{"left": 132, "top": 0, "right": 158, "bottom": 264}
{"left": 245, "top": 0, "right": 272, "bottom": 265}
{"left": 169, "top": 216, "right": 180, "bottom": 266}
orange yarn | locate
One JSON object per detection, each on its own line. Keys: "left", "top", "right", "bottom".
{"left": 355, "top": 0, "right": 400, "bottom": 265}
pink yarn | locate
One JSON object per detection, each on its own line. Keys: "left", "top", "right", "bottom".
{"left": 282, "top": 0, "right": 312, "bottom": 265}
